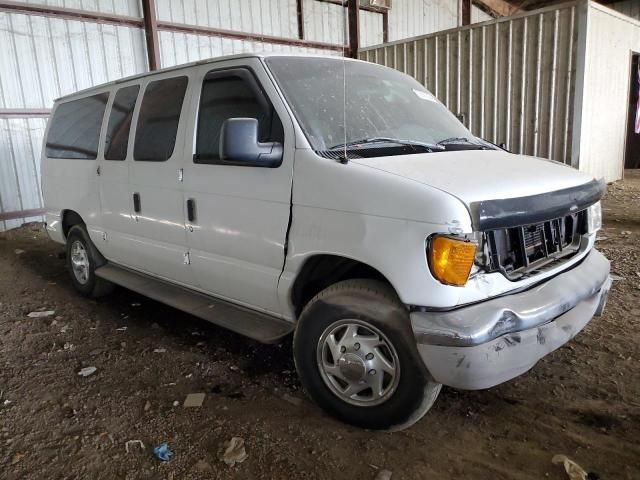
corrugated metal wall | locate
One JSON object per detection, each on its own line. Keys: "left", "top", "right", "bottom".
{"left": 607, "top": 0, "right": 640, "bottom": 21}
{"left": 388, "top": 0, "right": 458, "bottom": 40}
{"left": 360, "top": 2, "right": 579, "bottom": 167}
{"left": 0, "top": 9, "right": 146, "bottom": 230}
{"left": 156, "top": 0, "right": 299, "bottom": 39}
{"left": 18, "top": 0, "right": 141, "bottom": 16}
{"left": 0, "top": 117, "right": 47, "bottom": 231}
{"left": 575, "top": 2, "right": 640, "bottom": 182}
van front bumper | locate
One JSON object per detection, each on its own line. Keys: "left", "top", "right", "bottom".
{"left": 410, "top": 249, "right": 611, "bottom": 390}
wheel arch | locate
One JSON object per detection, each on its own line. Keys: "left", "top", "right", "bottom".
{"left": 61, "top": 209, "right": 85, "bottom": 239}
{"left": 290, "top": 254, "right": 401, "bottom": 318}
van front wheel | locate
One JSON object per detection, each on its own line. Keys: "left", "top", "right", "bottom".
{"left": 65, "top": 225, "right": 113, "bottom": 298}
{"left": 293, "top": 279, "right": 441, "bottom": 431}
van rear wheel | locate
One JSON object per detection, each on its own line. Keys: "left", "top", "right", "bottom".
{"left": 65, "top": 225, "right": 113, "bottom": 298}
{"left": 293, "top": 279, "right": 441, "bottom": 431}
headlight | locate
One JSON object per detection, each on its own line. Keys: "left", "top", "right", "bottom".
{"left": 587, "top": 201, "right": 602, "bottom": 233}
{"left": 428, "top": 235, "right": 477, "bottom": 286}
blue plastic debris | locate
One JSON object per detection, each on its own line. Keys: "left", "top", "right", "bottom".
{"left": 153, "top": 442, "right": 173, "bottom": 462}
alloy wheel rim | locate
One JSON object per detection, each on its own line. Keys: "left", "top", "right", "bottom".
{"left": 70, "top": 240, "right": 90, "bottom": 285}
{"left": 316, "top": 319, "right": 400, "bottom": 407}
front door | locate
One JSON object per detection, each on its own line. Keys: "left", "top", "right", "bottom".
{"left": 181, "top": 58, "right": 295, "bottom": 316}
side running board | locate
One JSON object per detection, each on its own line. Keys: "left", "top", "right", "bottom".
{"left": 95, "top": 263, "right": 294, "bottom": 344}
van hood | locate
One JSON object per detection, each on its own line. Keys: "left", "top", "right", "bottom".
{"left": 352, "top": 150, "right": 604, "bottom": 229}
{"left": 352, "top": 150, "right": 595, "bottom": 203}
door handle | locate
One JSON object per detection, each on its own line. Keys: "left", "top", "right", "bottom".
{"left": 133, "top": 192, "right": 141, "bottom": 213}
{"left": 96, "top": 165, "right": 101, "bottom": 176}
{"left": 187, "top": 198, "right": 196, "bottom": 223}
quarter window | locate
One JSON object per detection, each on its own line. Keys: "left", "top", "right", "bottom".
{"left": 104, "top": 85, "right": 139, "bottom": 160}
{"left": 46, "top": 93, "right": 109, "bottom": 159}
{"left": 195, "top": 68, "right": 283, "bottom": 164}
{"left": 134, "top": 76, "right": 188, "bottom": 161}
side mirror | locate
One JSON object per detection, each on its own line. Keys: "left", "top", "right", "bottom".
{"left": 219, "top": 118, "right": 283, "bottom": 167}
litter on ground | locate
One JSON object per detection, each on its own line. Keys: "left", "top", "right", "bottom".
{"left": 27, "top": 311, "right": 55, "bottom": 318}
{"left": 77, "top": 367, "right": 97, "bottom": 377}
{"left": 153, "top": 443, "right": 173, "bottom": 462}
{"left": 184, "top": 393, "right": 205, "bottom": 408}
{"left": 552, "top": 454, "right": 588, "bottom": 480}
{"left": 125, "top": 439, "right": 145, "bottom": 453}
{"left": 220, "top": 437, "right": 248, "bottom": 466}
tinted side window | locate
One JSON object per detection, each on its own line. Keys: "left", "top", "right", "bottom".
{"left": 46, "top": 93, "right": 109, "bottom": 159}
{"left": 134, "top": 76, "right": 188, "bottom": 161}
{"left": 105, "top": 85, "right": 139, "bottom": 160}
{"left": 195, "top": 69, "right": 283, "bottom": 164}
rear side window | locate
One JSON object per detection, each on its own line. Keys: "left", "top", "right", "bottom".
{"left": 104, "top": 85, "right": 139, "bottom": 160}
{"left": 46, "top": 93, "right": 109, "bottom": 159}
{"left": 195, "top": 68, "right": 283, "bottom": 164}
{"left": 134, "top": 76, "right": 188, "bottom": 161}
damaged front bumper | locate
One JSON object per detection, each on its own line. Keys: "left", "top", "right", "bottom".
{"left": 410, "top": 248, "right": 611, "bottom": 390}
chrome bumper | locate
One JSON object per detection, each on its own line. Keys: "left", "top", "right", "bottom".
{"left": 410, "top": 249, "right": 611, "bottom": 390}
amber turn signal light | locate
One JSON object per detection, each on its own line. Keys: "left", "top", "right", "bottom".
{"left": 429, "top": 236, "right": 477, "bottom": 286}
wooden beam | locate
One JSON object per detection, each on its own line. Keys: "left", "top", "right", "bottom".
{"left": 141, "top": 0, "right": 160, "bottom": 71}
{"left": 461, "top": 0, "right": 472, "bottom": 25}
{"left": 347, "top": 0, "right": 359, "bottom": 58}
{"left": 473, "top": 0, "right": 519, "bottom": 17}
{"left": 296, "top": 0, "right": 304, "bottom": 40}
{"left": 0, "top": 108, "right": 50, "bottom": 117}
{"left": 0, "top": 208, "right": 45, "bottom": 221}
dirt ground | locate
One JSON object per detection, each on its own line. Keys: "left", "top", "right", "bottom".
{"left": 1, "top": 174, "right": 639, "bottom": 480}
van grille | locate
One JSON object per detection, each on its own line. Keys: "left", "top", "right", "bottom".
{"left": 484, "top": 210, "right": 587, "bottom": 280}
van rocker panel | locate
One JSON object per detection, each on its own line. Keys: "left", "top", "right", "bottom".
{"left": 95, "top": 263, "right": 293, "bottom": 343}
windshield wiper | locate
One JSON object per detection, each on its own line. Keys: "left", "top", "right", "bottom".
{"left": 437, "top": 136, "right": 495, "bottom": 150}
{"left": 329, "top": 137, "right": 444, "bottom": 152}
{"left": 437, "top": 136, "right": 475, "bottom": 145}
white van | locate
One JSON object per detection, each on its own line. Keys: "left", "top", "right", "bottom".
{"left": 41, "top": 54, "right": 611, "bottom": 431}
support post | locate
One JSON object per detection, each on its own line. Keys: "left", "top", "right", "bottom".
{"left": 461, "top": 0, "right": 471, "bottom": 26}
{"left": 347, "top": 0, "right": 359, "bottom": 58}
{"left": 141, "top": 0, "right": 160, "bottom": 70}
{"left": 296, "top": 0, "right": 304, "bottom": 40}
{"left": 382, "top": 11, "right": 389, "bottom": 43}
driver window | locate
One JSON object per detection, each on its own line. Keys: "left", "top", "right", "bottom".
{"left": 195, "top": 68, "right": 283, "bottom": 165}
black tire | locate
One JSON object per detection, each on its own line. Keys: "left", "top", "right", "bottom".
{"left": 293, "top": 279, "right": 441, "bottom": 431}
{"left": 65, "top": 225, "right": 114, "bottom": 298}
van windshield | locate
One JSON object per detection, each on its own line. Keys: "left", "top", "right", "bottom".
{"left": 265, "top": 56, "right": 484, "bottom": 155}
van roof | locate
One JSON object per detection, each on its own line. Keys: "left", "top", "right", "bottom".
{"left": 55, "top": 53, "right": 361, "bottom": 103}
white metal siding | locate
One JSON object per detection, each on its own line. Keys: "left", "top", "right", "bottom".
{"left": 302, "top": 0, "right": 346, "bottom": 45}
{"left": 360, "top": 2, "right": 579, "bottom": 166}
{"left": 471, "top": 4, "right": 493, "bottom": 24}
{"left": 360, "top": 8, "right": 383, "bottom": 47}
{"left": 388, "top": 0, "right": 459, "bottom": 41}
{"left": 0, "top": 117, "right": 47, "bottom": 230}
{"left": 576, "top": 2, "right": 640, "bottom": 182}
{"left": 17, "top": 0, "right": 141, "bottom": 17}
{"left": 155, "top": 0, "right": 299, "bottom": 38}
